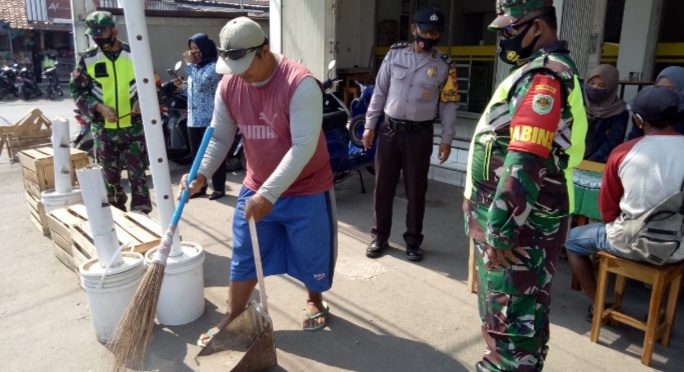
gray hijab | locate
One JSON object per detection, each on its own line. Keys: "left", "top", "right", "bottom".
{"left": 584, "top": 64, "right": 627, "bottom": 120}
{"left": 657, "top": 66, "right": 684, "bottom": 112}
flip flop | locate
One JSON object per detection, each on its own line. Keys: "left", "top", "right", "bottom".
{"left": 302, "top": 301, "right": 329, "bottom": 332}
{"left": 197, "top": 327, "right": 219, "bottom": 348}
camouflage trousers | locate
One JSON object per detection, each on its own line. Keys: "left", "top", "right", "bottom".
{"left": 474, "top": 216, "right": 570, "bottom": 371}
{"left": 92, "top": 124, "right": 151, "bottom": 214}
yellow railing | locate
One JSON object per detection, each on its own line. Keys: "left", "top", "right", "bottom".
{"left": 375, "top": 43, "right": 684, "bottom": 65}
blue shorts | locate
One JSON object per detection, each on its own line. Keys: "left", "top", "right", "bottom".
{"left": 230, "top": 186, "right": 337, "bottom": 293}
{"left": 564, "top": 223, "right": 624, "bottom": 257}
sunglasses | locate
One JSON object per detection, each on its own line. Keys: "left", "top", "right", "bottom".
{"left": 217, "top": 39, "right": 268, "bottom": 60}
{"left": 500, "top": 22, "right": 531, "bottom": 39}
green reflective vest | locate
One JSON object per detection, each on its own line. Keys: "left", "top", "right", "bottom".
{"left": 84, "top": 48, "right": 136, "bottom": 129}
{"left": 464, "top": 54, "right": 588, "bottom": 214}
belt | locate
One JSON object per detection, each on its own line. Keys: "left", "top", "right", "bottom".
{"left": 387, "top": 117, "right": 433, "bottom": 132}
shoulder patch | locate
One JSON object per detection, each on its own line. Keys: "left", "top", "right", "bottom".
{"left": 390, "top": 42, "right": 411, "bottom": 49}
{"left": 440, "top": 53, "right": 457, "bottom": 68}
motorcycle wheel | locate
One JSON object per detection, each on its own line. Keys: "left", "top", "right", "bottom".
{"left": 22, "top": 89, "right": 30, "bottom": 100}
{"left": 0, "top": 88, "right": 5, "bottom": 101}
{"left": 349, "top": 115, "right": 366, "bottom": 148}
{"left": 49, "top": 89, "right": 55, "bottom": 100}
{"left": 58, "top": 89, "right": 63, "bottom": 96}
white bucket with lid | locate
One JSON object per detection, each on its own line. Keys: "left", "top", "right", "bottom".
{"left": 41, "top": 189, "right": 83, "bottom": 214}
{"left": 80, "top": 251, "right": 145, "bottom": 343}
{"left": 145, "top": 241, "right": 205, "bottom": 325}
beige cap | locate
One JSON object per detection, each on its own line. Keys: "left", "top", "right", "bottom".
{"left": 216, "top": 17, "right": 267, "bottom": 75}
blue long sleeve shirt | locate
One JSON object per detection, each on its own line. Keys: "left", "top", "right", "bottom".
{"left": 185, "top": 61, "right": 222, "bottom": 128}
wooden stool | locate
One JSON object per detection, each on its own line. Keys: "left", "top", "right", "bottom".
{"left": 590, "top": 251, "right": 684, "bottom": 366}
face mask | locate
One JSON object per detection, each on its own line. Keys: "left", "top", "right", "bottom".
{"left": 586, "top": 85, "right": 609, "bottom": 103}
{"left": 498, "top": 23, "right": 538, "bottom": 65}
{"left": 93, "top": 34, "right": 116, "bottom": 51}
{"left": 415, "top": 34, "right": 440, "bottom": 51}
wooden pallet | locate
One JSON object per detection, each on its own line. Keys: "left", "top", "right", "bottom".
{"left": 0, "top": 108, "right": 53, "bottom": 162}
{"left": 18, "top": 147, "right": 89, "bottom": 199}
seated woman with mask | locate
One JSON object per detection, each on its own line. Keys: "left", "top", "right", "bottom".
{"left": 583, "top": 64, "right": 629, "bottom": 163}
{"left": 628, "top": 66, "right": 684, "bottom": 140}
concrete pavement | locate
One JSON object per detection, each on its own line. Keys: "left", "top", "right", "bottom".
{"left": 1, "top": 98, "right": 682, "bottom": 371}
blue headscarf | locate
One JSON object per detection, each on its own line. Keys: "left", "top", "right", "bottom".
{"left": 657, "top": 66, "right": 684, "bottom": 112}
{"left": 188, "top": 33, "right": 217, "bottom": 68}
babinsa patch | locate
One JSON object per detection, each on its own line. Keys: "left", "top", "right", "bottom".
{"left": 532, "top": 94, "right": 553, "bottom": 115}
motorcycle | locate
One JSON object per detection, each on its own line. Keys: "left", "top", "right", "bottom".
{"left": 72, "top": 109, "right": 94, "bottom": 158}
{"left": 321, "top": 60, "right": 377, "bottom": 193}
{"left": 17, "top": 62, "right": 42, "bottom": 100}
{"left": 165, "top": 61, "right": 246, "bottom": 171}
{"left": 0, "top": 64, "right": 21, "bottom": 100}
{"left": 42, "top": 61, "right": 64, "bottom": 100}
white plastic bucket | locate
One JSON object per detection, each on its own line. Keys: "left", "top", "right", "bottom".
{"left": 80, "top": 252, "right": 144, "bottom": 343}
{"left": 41, "top": 188, "right": 83, "bottom": 214}
{"left": 145, "top": 242, "right": 205, "bottom": 325}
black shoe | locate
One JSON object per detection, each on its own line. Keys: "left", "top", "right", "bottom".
{"left": 189, "top": 188, "right": 207, "bottom": 199}
{"left": 366, "top": 241, "right": 388, "bottom": 258}
{"left": 406, "top": 244, "right": 423, "bottom": 262}
{"left": 209, "top": 191, "right": 225, "bottom": 200}
{"left": 475, "top": 361, "right": 490, "bottom": 372}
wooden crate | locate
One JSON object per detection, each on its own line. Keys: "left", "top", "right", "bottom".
{"left": 47, "top": 204, "right": 163, "bottom": 273}
{"left": 25, "top": 192, "right": 49, "bottom": 235}
{"left": 70, "top": 206, "right": 163, "bottom": 256}
{"left": 0, "top": 108, "right": 52, "bottom": 162}
{"left": 47, "top": 205, "right": 88, "bottom": 272}
{"left": 18, "top": 147, "right": 89, "bottom": 199}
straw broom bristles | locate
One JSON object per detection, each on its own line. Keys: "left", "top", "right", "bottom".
{"left": 102, "top": 263, "right": 165, "bottom": 371}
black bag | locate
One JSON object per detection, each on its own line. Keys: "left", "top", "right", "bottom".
{"left": 621, "top": 178, "right": 684, "bottom": 265}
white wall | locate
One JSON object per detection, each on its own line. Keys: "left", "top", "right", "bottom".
{"left": 281, "top": 0, "right": 334, "bottom": 80}
{"left": 111, "top": 16, "right": 268, "bottom": 81}
{"left": 616, "top": 0, "right": 663, "bottom": 99}
{"left": 336, "top": 0, "right": 376, "bottom": 69}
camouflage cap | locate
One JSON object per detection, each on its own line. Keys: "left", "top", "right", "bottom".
{"left": 488, "top": 0, "right": 554, "bottom": 30}
{"left": 85, "top": 11, "right": 115, "bottom": 37}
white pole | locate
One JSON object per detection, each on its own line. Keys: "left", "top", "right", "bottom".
{"left": 51, "top": 116, "right": 72, "bottom": 194}
{"left": 76, "top": 165, "right": 123, "bottom": 268}
{"left": 120, "top": 0, "right": 182, "bottom": 256}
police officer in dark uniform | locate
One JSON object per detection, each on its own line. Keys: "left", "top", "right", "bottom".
{"left": 363, "top": 6, "right": 460, "bottom": 262}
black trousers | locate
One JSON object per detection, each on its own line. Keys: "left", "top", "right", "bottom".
{"left": 371, "top": 122, "right": 433, "bottom": 246}
{"left": 187, "top": 126, "right": 227, "bottom": 192}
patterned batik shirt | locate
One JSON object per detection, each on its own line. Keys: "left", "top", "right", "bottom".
{"left": 184, "top": 61, "right": 222, "bottom": 128}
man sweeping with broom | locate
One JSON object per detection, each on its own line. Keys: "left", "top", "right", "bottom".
{"left": 179, "top": 17, "right": 337, "bottom": 346}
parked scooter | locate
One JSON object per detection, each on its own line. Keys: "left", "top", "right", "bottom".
{"left": 42, "top": 61, "right": 63, "bottom": 100}
{"left": 321, "top": 60, "right": 377, "bottom": 193}
{"left": 0, "top": 64, "right": 21, "bottom": 100}
{"left": 72, "top": 109, "right": 94, "bottom": 158}
{"left": 17, "top": 62, "right": 42, "bottom": 100}
{"left": 161, "top": 61, "right": 192, "bottom": 165}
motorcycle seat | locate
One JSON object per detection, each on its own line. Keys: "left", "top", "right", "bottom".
{"left": 322, "top": 110, "right": 348, "bottom": 131}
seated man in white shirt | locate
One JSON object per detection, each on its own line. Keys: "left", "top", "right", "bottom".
{"left": 565, "top": 85, "right": 684, "bottom": 321}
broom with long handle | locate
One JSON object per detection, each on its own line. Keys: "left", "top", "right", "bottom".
{"left": 248, "top": 217, "right": 269, "bottom": 314}
{"left": 105, "top": 127, "right": 215, "bottom": 371}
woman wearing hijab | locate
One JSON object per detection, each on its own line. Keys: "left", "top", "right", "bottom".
{"left": 583, "top": 64, "right": 629, "bottom": 163}
{"left": 174, "top": 33, "right": 226, "bottom": 200}
{"left": 628, "top": 66, "right": 684, "bottom": 140}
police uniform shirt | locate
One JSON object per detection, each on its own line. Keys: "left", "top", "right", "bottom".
{"left": 366, "top": 43, "right": 460, "bottom": 144}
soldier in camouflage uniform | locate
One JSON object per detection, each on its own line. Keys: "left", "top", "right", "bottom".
{"left": 463, "top": 1, "right": 588, "bottom": 371}
{"left": 70, "top": 11, "right": 151, "bottom": 213}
